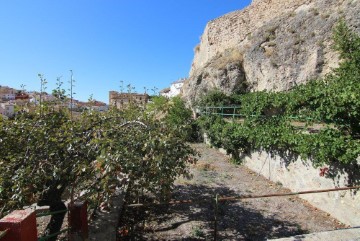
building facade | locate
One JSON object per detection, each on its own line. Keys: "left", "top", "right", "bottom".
{"left": 109, "top": 91, "right": 149, "bottom": 109}
{"left": 0, "top": 86, "right": 16, "bottom": 101}
{"left": 0, "top": 103, "right": 15, "bottom": 117}
{"left": 160, "top": 78, "right": 186, "bottom": 98}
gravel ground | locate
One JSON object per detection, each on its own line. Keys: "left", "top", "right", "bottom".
{"left": 119, "top": 143, "right": 346, "bottom": 240}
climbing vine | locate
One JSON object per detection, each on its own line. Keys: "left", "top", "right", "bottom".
{"left": 197, "top": 20, "right": 360, "bottom": 167}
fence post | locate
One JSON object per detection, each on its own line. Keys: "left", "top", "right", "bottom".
{"left": 214, "top": 194, "right": 218, "bottom": 241}
{"left": 0, "top": 209, "right": 37, "bottom": 241}
{"left": 68, "top": 200, "right": 89, "bottom": 241}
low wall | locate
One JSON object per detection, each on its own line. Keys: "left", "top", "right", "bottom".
{"left": 243, "top": 151, "right": 360, "bottom": 226}
{"left": 203, "top": 134, "right": 360, "bottom": 226}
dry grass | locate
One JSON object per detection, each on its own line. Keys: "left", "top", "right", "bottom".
{"left": 264, "top": 47, "right": 275, "bottom": 57}
{"left": 210, "top": 48, "right": 244, "bottom": 69}
{"left": 194, "top": 44, "right": 200, "bottom": 53}
{"left": 195, "top": 162, "right": 216, "bottom": 171}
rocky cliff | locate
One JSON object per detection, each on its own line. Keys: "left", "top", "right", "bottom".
{"left": 182, "top": 0, "right": 360, "bottom": 105}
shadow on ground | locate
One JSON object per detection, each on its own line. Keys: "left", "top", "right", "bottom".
{"left": 119, "top": 184, "right": 307, "bottom": 240}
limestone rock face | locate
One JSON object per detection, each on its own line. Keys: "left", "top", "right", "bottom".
{"left": 182, "top": 0, "right": 360, "bottom": 105}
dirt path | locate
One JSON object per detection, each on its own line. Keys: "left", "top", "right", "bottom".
{"left": 120, "top": 143, "right": 345, "bottom": 240}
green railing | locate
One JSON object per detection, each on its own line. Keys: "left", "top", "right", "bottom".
{"left": 36, "top": 209, "right": 67, "bottom": 218}
{"left": 197, "top": 106, "right": 320, "bottom": 122}
{"left": 36, "top": 209, "right": 68, "bottom": 241}
{"left": 198, "top": 106, "right": 243, "bottom": 118}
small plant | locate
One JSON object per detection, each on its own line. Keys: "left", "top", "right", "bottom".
{"left": 264, "top": 47, "right": 274, "bottom": 57}
{"left": 316, "top": 40, "right": 325, "bottom": 48}
{"left": 270, "top": 59, "right": 279, "bottom": 68}
{"left": 230, "top": 157, "right": 243, "bottom": 165}
{"left": 196, "top": 162, "right": 214, "bottom": 171}
{"left": 321, "top": 13, "right": 330, "bottom": 19}
{"left": 210, "top": 48, "right": 243, "bottom": 69}
{"left": 288, "top": 28, "right": 296, "bottom": 34}
{"left": 192, "top": 225, "right": 205, "bottom": 238}
{"left": 310, "top": 7, "right": 319, "bottom": 16}
{"left": 294, "top": 34, "right": 304, "bottom": 45}
{"left": 194, "top": 44, "right": 200, "bottom": 53}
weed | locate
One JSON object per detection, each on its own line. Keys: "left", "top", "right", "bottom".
{"left": 317, "top": 40, "right": 325, "bottom": 48}
{"left": 210, "top": 48, "right": 243, "bottom": 69}
{"left": 196, "top": 162, "right": 215, "bottom": 171}
{"left": 220, "top": 173, "right": 233, "bottom": 179}
{"left": 321, "top": 13, "right": 330, "bottom": 19}
{"left": 288, "top": 28, "right": 297, "bottom": 34}
{"left": 270, "top": 59, "right": 279, "bottom": 68}
{"left": 230, "top": 157, "right": 243, "bottom": 165}
{"left": 265, "top": 47, "right": 274, "bottom": 57}
{"left": 194, "top": 44, "right": 200, "bottom": 53}
{"left": 192, "top": 225, "right": 205, "bottom": 238}
{"left": 310, "top": 8, "right": 319, "bottom": 16}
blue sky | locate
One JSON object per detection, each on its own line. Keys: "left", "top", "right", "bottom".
{"left": 0, "top": 0, "right": 251, "bottom": 103}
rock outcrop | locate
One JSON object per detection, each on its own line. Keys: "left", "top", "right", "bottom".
{"left": 182, "top": 0, "right": 360, "bottom": 105}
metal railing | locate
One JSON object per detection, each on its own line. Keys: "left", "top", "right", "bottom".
{"left": 124, "top": 186, "right": 360, "bottom": 240}
{"left": 197, "top": 106, "right": 320, "bottom": 121}
{"left": 36, "top": 209, "right": 69, "bottom": 241}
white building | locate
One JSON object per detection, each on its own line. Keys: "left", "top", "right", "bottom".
{"left": 160, "top": 78, "right": 186, "bottom": 98}
{"left": 29, "top": 93, "right": 57, "bottom": 105}
{"left": 90, "top": 105, "right": 109, "bottom": 112}
{"left": 0, "top": 102, "right": 15, "bottom": 117}
{"left": 0, "top": 86, "right": 16, "bottom": 101}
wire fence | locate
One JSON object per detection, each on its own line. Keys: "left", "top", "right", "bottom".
{"left": 126, "top": 186, "right": 360, "bottom": 208}
{"left": 123, "top": 186, "right": 360, "bottom": 240}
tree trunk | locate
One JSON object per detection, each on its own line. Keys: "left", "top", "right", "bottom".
{"left": 43, "top": 201, "right": 67, "bottom": 241}
{"left": 37, "top": 184, "right": 67, "bottom": 241}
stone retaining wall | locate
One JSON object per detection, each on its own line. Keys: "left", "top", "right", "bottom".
{"left": 203, "top": 134, "right": 360, "bottom": 226}
{"left": 243, "top": 151, "right": 360, "bottom": 226}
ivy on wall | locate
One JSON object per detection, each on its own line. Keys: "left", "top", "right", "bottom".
{"left": 197, "top": 20, "right": 360, "bottom": 167}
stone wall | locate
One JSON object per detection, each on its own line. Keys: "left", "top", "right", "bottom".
{"left": 203, "top": 134, "right": 360, "bottom": 226}
{"left": 243, "top": 152, "right": 360, "bottom": 226}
